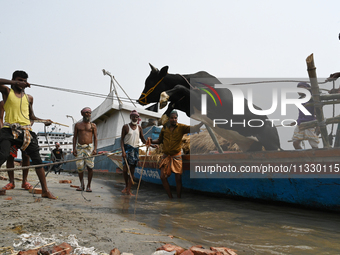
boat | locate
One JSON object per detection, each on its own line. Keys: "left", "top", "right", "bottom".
{"left": 36, "top": 131, "right": 73, "bottom": 161}
{"left": 109, "top": 147, "right": 340, "bottom": 212}
{"left": 69, "top": 62, "right": 340, "bottom": 211}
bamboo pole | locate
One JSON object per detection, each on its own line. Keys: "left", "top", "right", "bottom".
{"left": 306, "top": 54, "right": 330, "bottom": 148}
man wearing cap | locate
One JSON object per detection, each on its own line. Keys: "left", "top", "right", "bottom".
{"left": 121, "top": 110, "right": 157, "bottom": 195}
{"left": 73, "top": 107, "right": 97, "bottom": 192}
{"left": 290, "top": 82, "right": 319, "bottom": 149}
{"left": 51, "top": 143, "right": 64, "bottom": 174}
{"left": 151, "top": 110, "right": 203, "bottom": 198}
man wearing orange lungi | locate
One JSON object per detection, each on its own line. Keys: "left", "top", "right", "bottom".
{"left": 151, "top": 110, "right": 202, "bottom": 198}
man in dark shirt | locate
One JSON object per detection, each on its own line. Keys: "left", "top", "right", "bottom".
{"left": 51, "top": 143, "right": 64, "bottom": 174}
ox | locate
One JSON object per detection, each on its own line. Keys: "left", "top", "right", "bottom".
{"left": 138, "top": 64, "right": 281, "bottom": 151}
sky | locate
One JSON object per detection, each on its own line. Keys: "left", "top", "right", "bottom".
{"left": 1, "top": 0, "right": 340, "bottom": 150}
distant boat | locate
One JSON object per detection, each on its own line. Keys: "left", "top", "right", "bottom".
{"left": 36, "top": 131, "right": 73, "bottom": 161}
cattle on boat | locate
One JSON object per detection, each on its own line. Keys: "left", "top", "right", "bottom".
{"left": 138, "top": 64, "right": 281, "bottom": 152}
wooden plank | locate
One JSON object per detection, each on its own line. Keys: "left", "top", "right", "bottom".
{"left": 306, "top": 53, "right": 330, "bottom": 148}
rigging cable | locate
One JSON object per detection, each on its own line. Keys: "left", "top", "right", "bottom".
{"left": 28, "top": 79, "right": 333, "bottom": 103}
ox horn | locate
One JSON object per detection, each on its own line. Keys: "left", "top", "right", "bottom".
{"left": 149, "top": 63, "right": 159, "bottom": 73}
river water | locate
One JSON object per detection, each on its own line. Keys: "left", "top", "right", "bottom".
{"left": 96, "top": 174, "right": 340, "bottom": 255}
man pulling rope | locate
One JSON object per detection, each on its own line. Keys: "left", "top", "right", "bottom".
{"left": 0, "top": 70, "right": 56, "bottom": 199}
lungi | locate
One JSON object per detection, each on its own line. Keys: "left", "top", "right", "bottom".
{"left": 122, "top": 144, "right": 139, "bottom": 166}
{"left": 159, "top": 152, "right": 182, "bottom": 178}
{"left": 76, "top": 143, "right": 94, "bottom": 172}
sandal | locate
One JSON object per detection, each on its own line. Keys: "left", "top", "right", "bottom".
{"left": 76, "top": 187, "right": 84, "bottom": 191}
{"left": 86, "top": 187, "right": 92, "bottom": 192}
{"left": 22, "top": 182, "right": 33, "bottom": 190}
{"left": 2, "top": 183, "right": 15, "bottom": 190}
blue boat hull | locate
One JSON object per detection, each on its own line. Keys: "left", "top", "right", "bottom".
{"left": 132, "top": 149, "right": 340, "bottom": 212}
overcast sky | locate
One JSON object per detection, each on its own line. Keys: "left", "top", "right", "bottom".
{"left": 1, "top": 0, "right": 339, "bottom": 150}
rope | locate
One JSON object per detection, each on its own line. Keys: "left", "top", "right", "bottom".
{"left": 27, "top": 79, "right": 333, "bottom": 104}
{"left": 112, "top": 76, "right": 137, "bottom": 107}
{"left": 0, "top": 151, "right": 115, "bottom": 173}
{"left": 138, "top": 77, "right": 165, "bottom": 105}
{"left": 179, "top": 74, "right": 196, "bottom": 89}
{"left": 0, "top": 143, "right": 151, "bottom": 173}
{"left": 143, "top": 125, "right": 154, "bottom": 136}
{"left": 29, "top": 83, "right": 138, "bottom": 103}
{"left": 95, "top": 124, "right": 156, "bottom": 142}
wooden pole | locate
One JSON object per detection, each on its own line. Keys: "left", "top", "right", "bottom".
{"left": 320, "top": 94, "right": 340, "bottom": 100}
{"left": 306, "top": 53, "right": 330, "bottom": 148}
{"left": 135, "top": 146, "right": 150, "bottom": 202}
{"left": 206, "top": 126, "right": 224, "bottom": 153}
{"left": 305, "top": 99, "right": 340, "bottom": 107}
{"left": 124, "top": 157, "right": 135, "bottom": 185}
{"left": 299, "top": 116, "right": 340, "bottom": 130}
{"left": 33, "top": 120, "right": 69, "bottom": 127}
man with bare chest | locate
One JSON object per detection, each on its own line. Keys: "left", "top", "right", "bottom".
{"left": 73, "top": 107, "right": 97, "bottom": 192}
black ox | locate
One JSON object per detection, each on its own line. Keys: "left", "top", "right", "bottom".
{"left": 138, "top": 64, "right": 281, "bottom": 152}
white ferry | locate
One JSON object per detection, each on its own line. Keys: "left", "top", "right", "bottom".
{"left": 36, "top": 132, "right": 73, "bottom": 161}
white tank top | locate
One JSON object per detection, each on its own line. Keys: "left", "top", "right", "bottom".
{"left": 123, "top": 124, "right": 140, "bottom": 147}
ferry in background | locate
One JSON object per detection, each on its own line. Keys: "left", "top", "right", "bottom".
{"left": 36, "top": 131, "right": 73, "bottom": 161}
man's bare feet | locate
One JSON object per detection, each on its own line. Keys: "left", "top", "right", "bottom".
{"left": 121, "top": 187, "right": 128, "bottom": 194}
{"left": 126, "top": 190, "right": 135, "bottom": 196}
{"left": 41, "top": 191, "right": 57, "bottom": 199}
